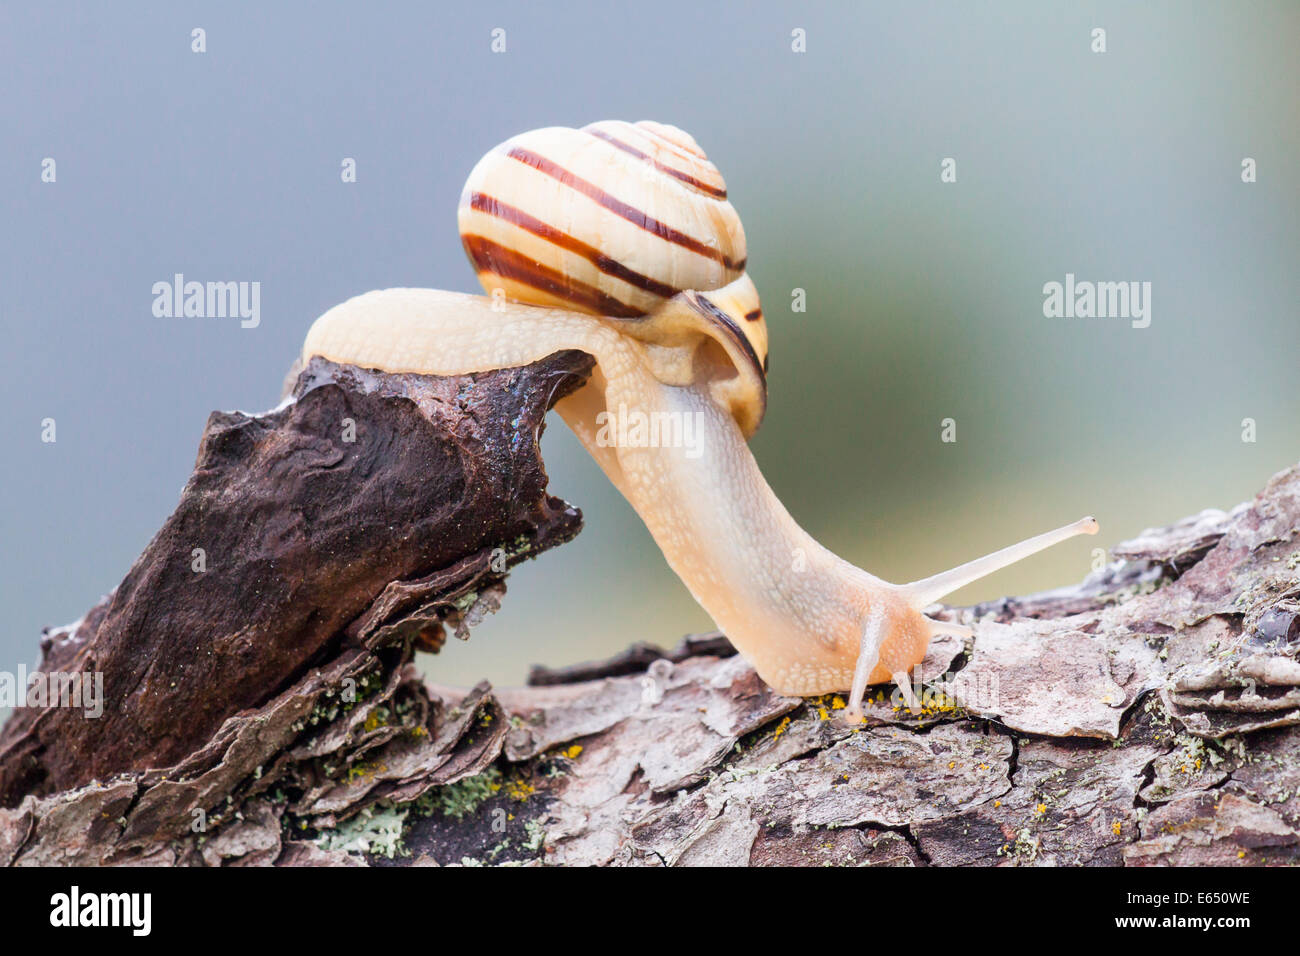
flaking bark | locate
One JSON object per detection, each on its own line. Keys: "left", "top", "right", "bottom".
{"left": 2, "top": 358, "right": 1298, "bottom": 866}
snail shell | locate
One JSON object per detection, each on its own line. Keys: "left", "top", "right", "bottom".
{"left": 457, "top": 120, "right": 769, "bottom": 434}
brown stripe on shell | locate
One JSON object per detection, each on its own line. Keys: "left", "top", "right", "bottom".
{"left": 506, "top": 147, "right": 745, "bottom": 272}
{"left": 637, "top": 122, "right": 708, "bottom": 160}
{"left": 462, "top": 235, "right": 644, "bottom": 318}
{"left": 687, "top": 292, "right": 769, "bottom": 424}
{"left": 585, "top": 128, "right": 728, "bottom": 199}
{"left": 466, "top": 192, "right": 680, "bottom": 301}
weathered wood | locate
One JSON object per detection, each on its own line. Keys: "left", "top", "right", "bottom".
{"left": 1, "top": 357, "right": 1298, "bottom": 867}
{"left": 0, "top": 354, "right": 591, "bottom": 809}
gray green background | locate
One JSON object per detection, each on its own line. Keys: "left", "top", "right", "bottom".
{"left": 1, "top": 2, "right": 1296, "bottom": 692}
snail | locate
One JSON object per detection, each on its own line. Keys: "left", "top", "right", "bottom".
{"left": 303, "top": 120, "right": 1098, "bottom": 722}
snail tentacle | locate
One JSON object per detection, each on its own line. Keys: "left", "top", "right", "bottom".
{"left": 844, "top": 606, "right": 887, "bottom": 724}
{"left": 903, "top": 516, "right": 1100, "bottom": 607}
{"left": 925, "top": 619, "right": 974, "bottom": 639}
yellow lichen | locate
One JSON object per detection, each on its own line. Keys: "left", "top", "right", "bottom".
{"left": 346, "top": 760, "right": 387, "bottom": 783}
{"left": 505, "top": 778, "right": 535, "bottom": 802}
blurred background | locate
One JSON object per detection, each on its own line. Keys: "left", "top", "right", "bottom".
{"left": 1, "top": 1, "right": 1296, "bottom": 694}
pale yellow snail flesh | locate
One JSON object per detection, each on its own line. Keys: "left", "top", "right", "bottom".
{"left": 302, "top": 120, "right": 1097, "bottom": 722}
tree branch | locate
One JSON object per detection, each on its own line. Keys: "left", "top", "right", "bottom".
{"left": 2, "top": 358, "right": 1298, "bottom": 867}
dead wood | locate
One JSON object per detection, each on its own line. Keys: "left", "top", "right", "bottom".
{"left": 2, "top": 357, "right": 1298, "bottom": 867}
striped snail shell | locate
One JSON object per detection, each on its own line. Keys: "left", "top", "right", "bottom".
{"left": 457, "top": 120, "right": 769, "bottom": 434}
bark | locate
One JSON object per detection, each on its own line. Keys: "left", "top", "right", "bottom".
{"left": 2, "top": 357, "right": 1299, "bottom": 867}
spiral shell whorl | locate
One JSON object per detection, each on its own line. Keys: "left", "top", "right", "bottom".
{"left": 457, "top": 120, "right": 747, "bottom": 318}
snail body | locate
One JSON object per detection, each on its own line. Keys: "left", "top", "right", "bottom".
{"left": 303, "top": 121, "right": 1097, "bottom": 721}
